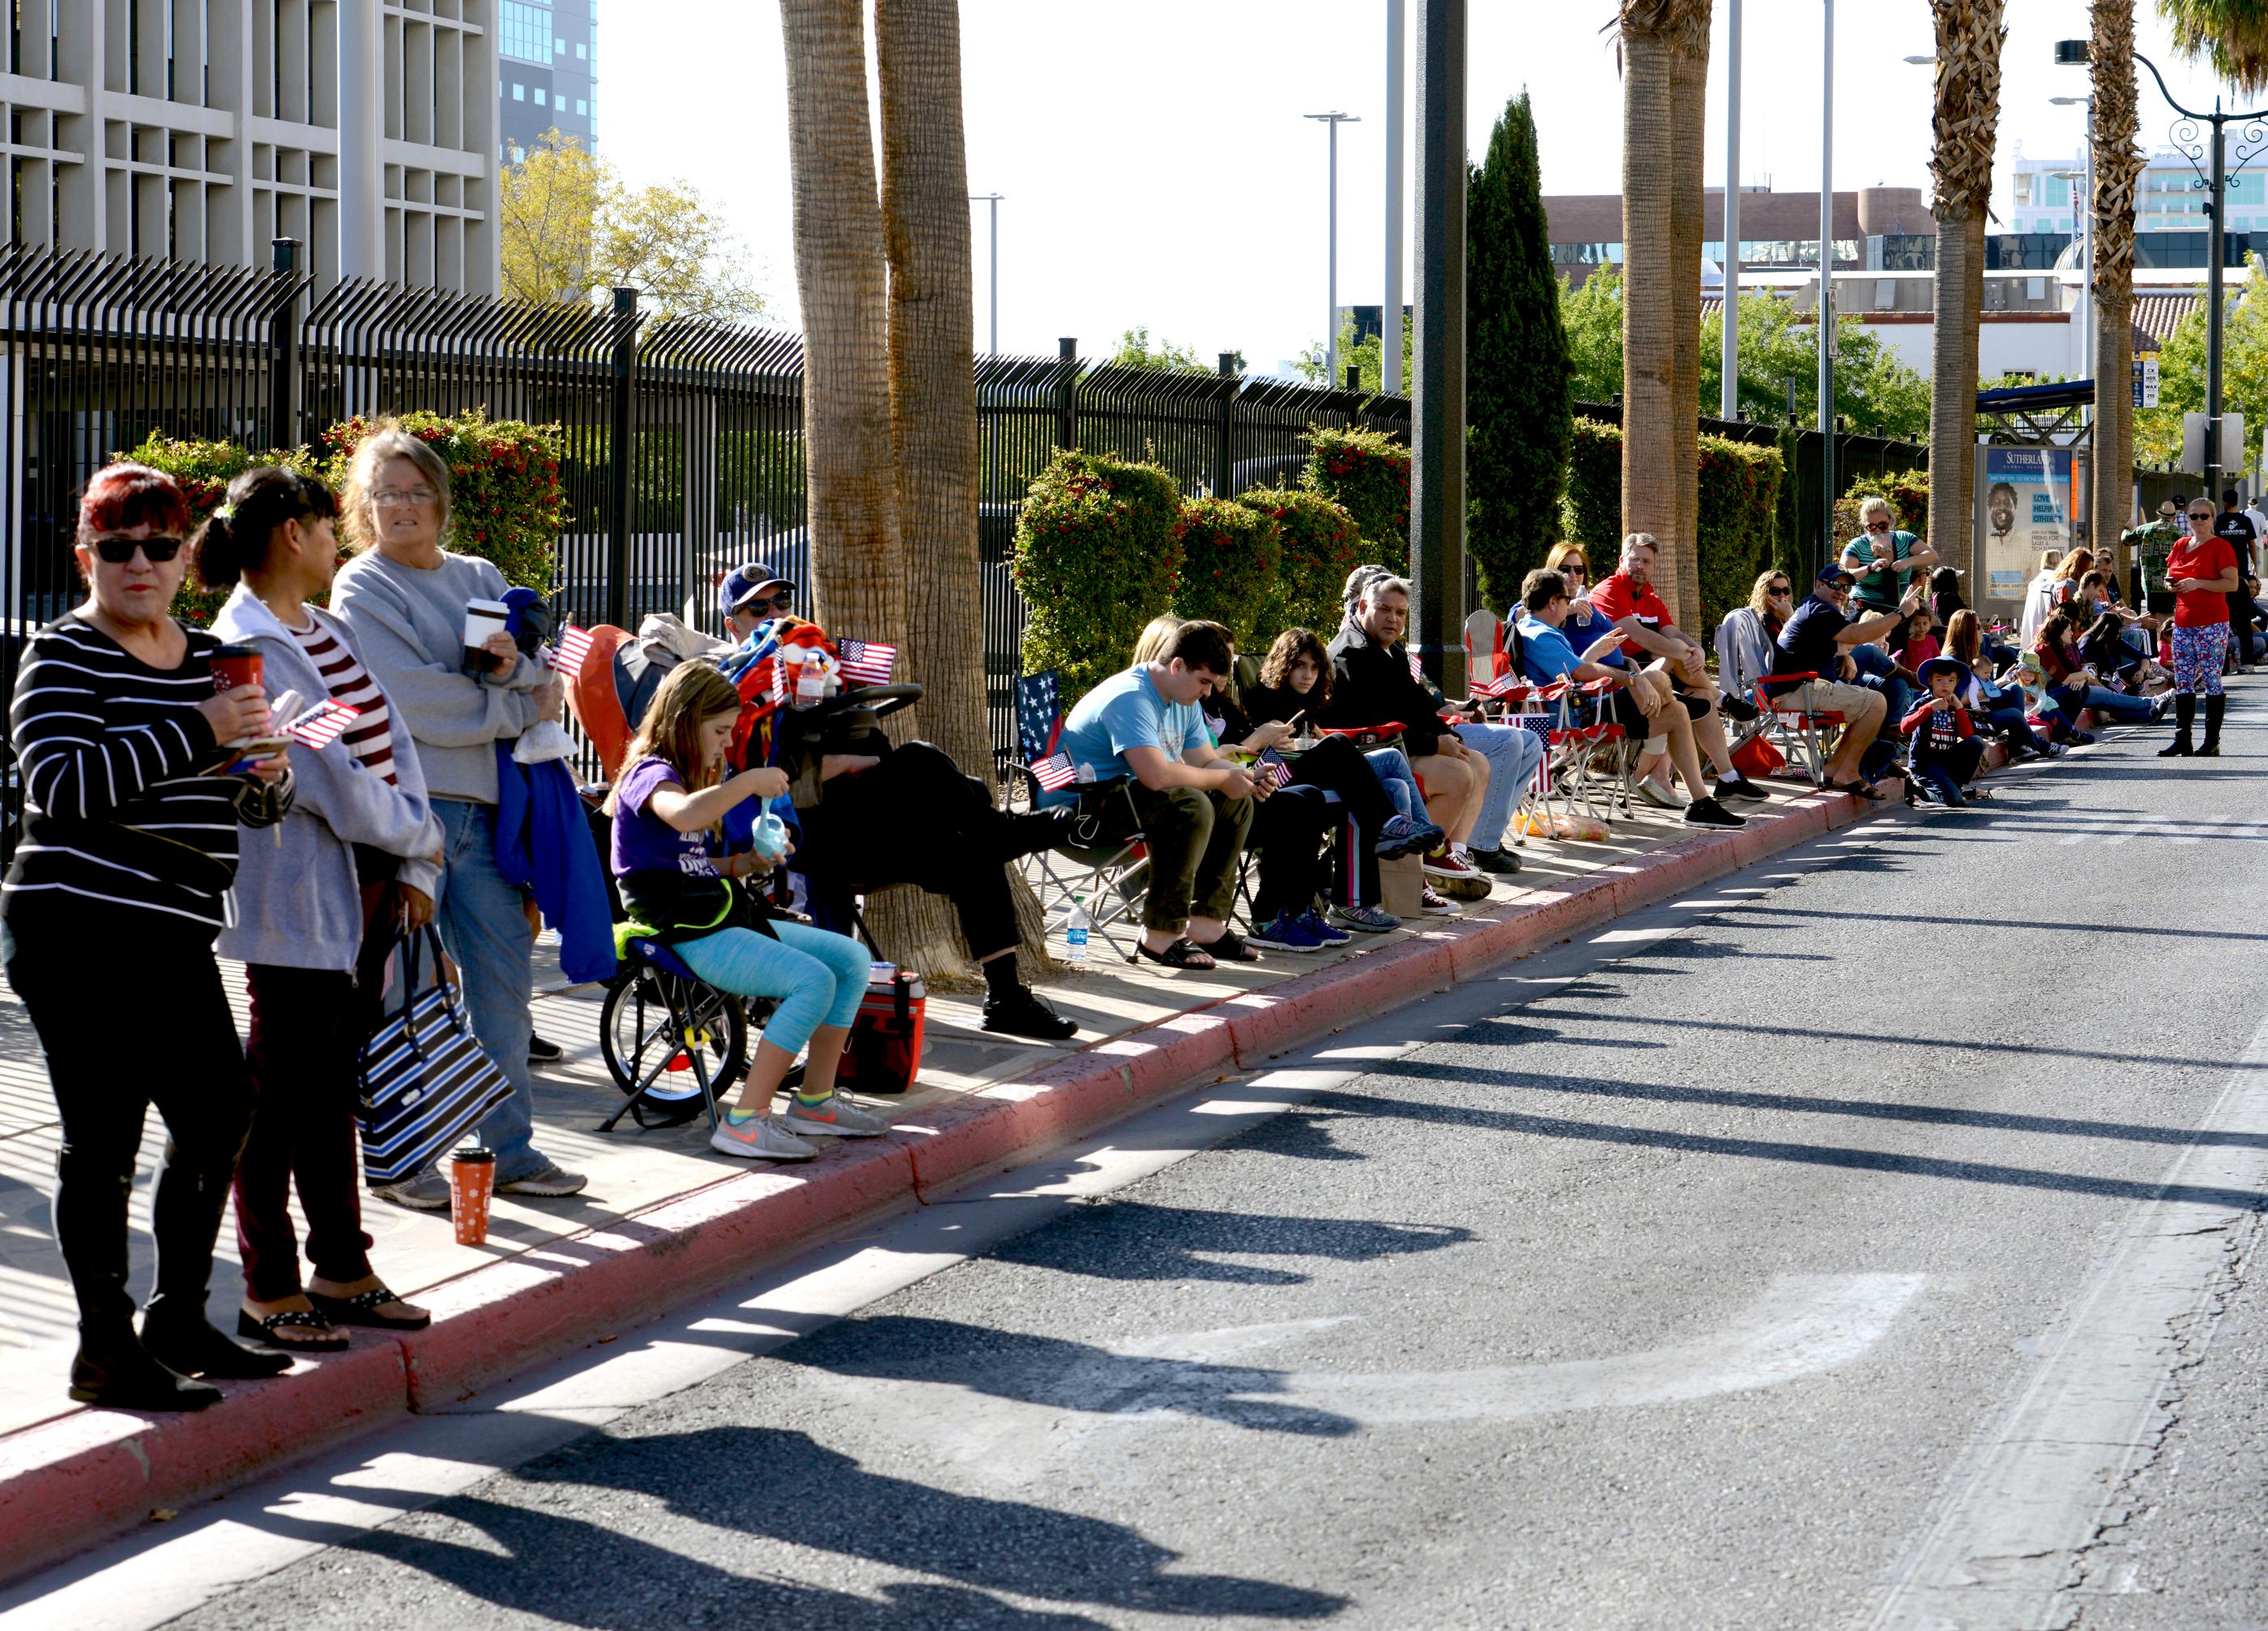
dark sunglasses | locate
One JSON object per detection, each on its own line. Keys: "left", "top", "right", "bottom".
{"left": 738, "top": 591, "right": 791, "bottom": 615}
{"left": 2189, "top": 510, "right": 2215, "bottom": 522}
{"left": 91, "top": 535, "right": 185, "bottom": 564}
{"left": 1768, "top": 582, "right": 1791, "bottom": 592}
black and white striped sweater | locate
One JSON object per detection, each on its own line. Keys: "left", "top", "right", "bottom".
{"left": 3, "top": 614, "right": 290, "bottom": 932}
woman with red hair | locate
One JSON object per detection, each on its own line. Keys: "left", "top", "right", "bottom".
{"left": 2, "top": 464, "right": 296, "bottom": 1410}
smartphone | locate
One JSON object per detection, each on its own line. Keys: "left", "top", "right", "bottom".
{"left": 218, "top": 736, "right": 291, "bottom": 775}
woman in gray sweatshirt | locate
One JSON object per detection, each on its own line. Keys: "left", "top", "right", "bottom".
{"left": 331, "top": 424, "right": 584, "bottom": 1206}
{"left": 202, "top": 468, "right": 444, "bottom": 1349}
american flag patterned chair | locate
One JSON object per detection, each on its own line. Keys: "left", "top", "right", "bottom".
{"left": 1012, "top": 670, "right": 1153, "bottom": 964}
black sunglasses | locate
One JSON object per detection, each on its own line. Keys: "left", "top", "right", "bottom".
{"left": 2189, "top": 510, "right": 2215, "bottom": 521}
{"left": 91, "top": 535, "right": 185, "bottom": 564}
{"left": 738, "top": 591, "right": 791, "bottom": 615}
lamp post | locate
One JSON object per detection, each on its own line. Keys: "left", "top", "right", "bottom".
{"left": 1818, "top": 0, "right": 1835, "bottom": 560}
{"left": 1384, "top": 0, "right": 1405, "bottom": 395}
{"left": 970, "top": 193, "right": 1003, "bottom": 355}
{"left": 1722, "top": 0, "right": 1742, "bottom": 419}
{"left": 2048, "top": 95, "right": 2095, "bottom": 387}
{"left": 2102, "top": 45, "right": 2268, "bottom": 504}
{"left": 1306, "top": 110, "right": 1361, "bottom": 386}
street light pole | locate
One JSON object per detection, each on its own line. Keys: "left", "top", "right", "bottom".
{"left": 1384, "top": 0, "right": 1406, "bottom": 396}
{"left": 1722, "top": 0, "right": 1742, "bottom": 419}
{"left": 970, "top": 193, "right": 1003, "bottom": 354}
{"left": 1307, "top": 112, "right": 1360, "bottom": 386}
{"left": 1818, "top": 0, "right": 1835, "bottom": 561}
{"left": 2132, "top": 53, "right": 2268, "bottom": 505}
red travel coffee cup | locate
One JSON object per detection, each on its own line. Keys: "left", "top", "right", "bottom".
{"left": 449, "top": 1146, "right": 497, "bottom": 1246}
{"left": 210, "top": 642, "right": 262, "bottom": 694}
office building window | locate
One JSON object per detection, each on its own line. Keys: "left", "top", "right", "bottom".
{"left": 512, "top": 82, "right": 526, "bottom": 100}
{"left": 535, "top": 88, "right": 548, "bottom": 105}
{"left": 576, "top": 43, "right": 587, "bottom": 58}
{"left": 500, "top": 1, "right": 554, "bottom": 64}
{"left": 576, "top": 99, "right": 588, "bottom": 115}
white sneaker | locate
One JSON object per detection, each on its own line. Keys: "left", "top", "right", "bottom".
{"left": 710, "top": 1114, "right": 818, "bottom": 1160}
{"left": 781, "top": 1095, "right": 890, "bottom": 1138}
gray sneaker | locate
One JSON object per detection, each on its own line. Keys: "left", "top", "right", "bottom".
{"left": 710, "top": 1114, "right": 818, "bottom": 1161}
{"left": 495, "top": 1161, "right": 589, "bottom": 1198}
{"left": 1633, "top": 778, "right": 1688, "bottom": 809}
{"left": 369, "top": 1170, "right": 451, "bottom": 1211}
{"left": 781, "top": 1095, "right": 890, "bottom": 1138}
{"left": 1329, "top": 903, "right": 1404, "bottom": 933}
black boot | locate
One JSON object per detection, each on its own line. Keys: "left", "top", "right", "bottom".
{"left": 2199, "top": 693, "right": 2227, "bottom": 756}
{"left": 140, "top": 1308, "right": 294, "bottom": 1381}
{"left": 2159, "top": 694, "right": 2196, "bottom": 757}
{"left": 69, "top": 1321, "right": 220, "bottom": 1411}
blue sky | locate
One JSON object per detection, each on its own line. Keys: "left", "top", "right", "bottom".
{"left": 602, "top": 2, "right": 2241, "bottom": 373}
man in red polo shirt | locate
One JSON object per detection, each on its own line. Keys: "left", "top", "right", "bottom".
{"left": 1590, "top": 532, "right": 1767, "bottom": 803}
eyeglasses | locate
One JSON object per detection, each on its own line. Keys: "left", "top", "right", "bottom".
{"left": 373, "top": 488, "right": 438, "bottom": 509}
{"left": 1767, "top": 583, "right": 1791, "bottom": 594}
{"left": 90, "top": 535, "right": 185, "bottom": 565}
{"left": 737, "top": 591, "right": 791, "bottom": 615}
{"left": 1866, "top": 520, "right": 1891, "bottom": 532}
{"left": 2189, "top": 510, "right": 2216, "bottom": 522}
{"left": 1562, "top": 565, "right": 1586, "bottom": 578}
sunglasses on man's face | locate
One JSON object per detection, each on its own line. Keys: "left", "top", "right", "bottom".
{"left": 91, "top": 535, "right": 185, "bottom": 565}
{"left": 739, "top": 591, "right": 791, "bottom": 615}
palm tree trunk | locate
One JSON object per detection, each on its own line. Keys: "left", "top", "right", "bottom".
{"left": 779, "top": 0, "right": 906, "bottom": 648}
{"left": 871, "top": 0, "right": 1004, "bottom": 980}
{"left": 1619, "top": 9, "right": 1679, "bottom": 566}
{"left": 2091, "top": 0, "right": 2142, "bottom": 583}
{"left": 1665, "top": 4, "right": 1712, "bottom": 631}
{"left": 1925, "top": 0, "right": 2006, "bottom": 583}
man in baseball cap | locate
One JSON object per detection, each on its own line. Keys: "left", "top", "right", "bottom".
{"left": 718, "top": 562, "right": 796, "bottom": 639}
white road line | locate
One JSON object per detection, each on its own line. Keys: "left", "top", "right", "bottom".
{"left": 1861, "top": 1001, "right": 2268, "bottom": 1631}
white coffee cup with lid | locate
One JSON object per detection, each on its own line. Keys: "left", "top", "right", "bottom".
{"left": 463, "top": 599, "right": 511, "bottom": 650}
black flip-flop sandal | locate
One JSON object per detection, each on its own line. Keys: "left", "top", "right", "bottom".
{"left": 1136, "top": 937, "right": 1217, "bottom": 970}
{"left": 307, "top": 1286, "right": 433, "bottom": 1331}
{"left": 237, "top": 1306, "right": 350, "bottom": 1352}
{"left": 1191, "top": 929, "right": 1262, "bottom": 963}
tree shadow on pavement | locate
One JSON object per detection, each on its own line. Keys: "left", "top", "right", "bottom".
{"left": 1294, "top": 1085, "right": 2268, "bottom": 1211}
{"left": 324, "top": 1426, "right": 1345, "bottom": 1626}
{"left": 774, "top": 1313, "right": 1359, "bottom": 1438}
{"left": 984, "top": 1199, "right": 1469, "bottom": 1285}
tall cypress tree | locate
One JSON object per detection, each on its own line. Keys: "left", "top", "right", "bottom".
{"left": 1467, "top": 90, "right": 1574, "bottom": 612}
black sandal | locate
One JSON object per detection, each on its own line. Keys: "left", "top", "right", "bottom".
{"left": 306, "top": 1286, "right": 433, "bottom": 1331}
{"left": 1830, "top": 779, "right": 1886, "bottom": 801}
{"left": 237, "top": 1305, "right": 350, "bottom": 1352}
{"left": 1136, "top": 937, "right": 1217, "bottom": 970}
{"left": 1191, "top": 929, "right": 1262, "bottom": 963}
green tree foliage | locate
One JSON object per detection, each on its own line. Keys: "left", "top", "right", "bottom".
{"left": 1560, "top": 273, "right": 1930, "bottom": 442}
{"left": 1013, "top": 449, "right": 1184, "bottom": 696}
{"left": 1302, "top": 425, "right": 1411, "bottom": 575}
{"left": 1173, "top": 497, "right": 1284, "bottom": 645}
{"left": 1832, "top": 468, "right": 1930, "bottom": 543}
{"left": 1560, "top": 416, "right": 1784, "bottom": 625}
{"left": 1295, "top": 310, "right": 1411, "bottom": 391}
{"left": 2133, "top": 253, "right": 2268, "bottom": 468}
{"left": 117, "top": 434, "right": 326, "bottom": 626}
{"left": 1106, "top": 327, "right": 1241, "bottom": 374}
{"left": 501, "top": 129, "right": 766, "bottom": 324}
{"left": 1236, "top": 485, "right": 1363, "bottom": 637}
{"left": 1466, "top": 90, "right": 1573, "bottom": 611}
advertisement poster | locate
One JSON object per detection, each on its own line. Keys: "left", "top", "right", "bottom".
{"left": 1980, "top": 446, "right": 2075, "bottom": 602}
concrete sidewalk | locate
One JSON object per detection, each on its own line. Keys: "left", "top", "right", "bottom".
{"left": 0, "top": 774, "right": 1879, "bottom": 1584}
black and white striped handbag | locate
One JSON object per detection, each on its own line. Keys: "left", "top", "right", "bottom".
{"left": 357, "top": 926, "right": 514, "bottom": 1185}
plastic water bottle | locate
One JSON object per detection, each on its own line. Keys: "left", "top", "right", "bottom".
{"left": 1065, "top": 895, "right": 1090, "bottom": 963}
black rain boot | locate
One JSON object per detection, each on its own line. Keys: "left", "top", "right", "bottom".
{"left": 69, "top": 1319, "right": 220, "bottom": 1411}
{"left": 2159, "top": 694, "right": 2196, "bottom": 757}
{"left": 2199, "top": 693, "right": 2227, "bottom": 757}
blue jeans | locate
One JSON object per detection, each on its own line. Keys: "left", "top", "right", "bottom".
{"left": 1365, "top": 746, "right": 1422, "bottom": 821}
{"left": 678, "top": 920, "right": 870, "bottom": 1058}
{"left": 2050, "top": 682, "right": 2155, "bottom": 725}
{"left": 1846, "top": 643, "right": 1911, "bottom": 731}
{"left": 430, "top": 798, "right": 544, "bottom": 1183}
{"left": 1452, "top": 720, "right": 1545, "bottom": 850}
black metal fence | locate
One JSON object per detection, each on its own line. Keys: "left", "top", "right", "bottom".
{"left": 5, "top": 241, "right": 1409, "bottom": 771}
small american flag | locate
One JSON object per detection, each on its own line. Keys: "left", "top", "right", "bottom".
{"left": 1510, "top": 713, "right": 1554, "bottom": 796}
{"left": 1406, "top": 647, "right": 1425, "bottom": 683}
{"left": 285, "top": 698, "right": 359, "bottom": 751}
{"left": 1254, "top": 747, "right": 1294, "bottom": 788}
{"left": 1476, "top": 672, "right": 1526, "bottom": 699}
{"left": 838, "top": 638, "right": 896, "bottom": 685}
{"left": 552, "top": 625, "right": 595, "bottom": 681}
{"left": 1030, "top": 750, "right": 1078, "bottom": 791}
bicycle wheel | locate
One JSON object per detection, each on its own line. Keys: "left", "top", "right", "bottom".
{"left": 599, "top": 967, "right": 748, "bottom": 1129}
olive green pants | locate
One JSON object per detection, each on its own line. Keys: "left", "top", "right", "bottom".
{"left": 1127, "top": 783, "right": 1255, "bottom": 934}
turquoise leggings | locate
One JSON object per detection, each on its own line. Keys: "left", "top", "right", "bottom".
{"left": 676, "top": 921, "right": 871, "bottom": 1058}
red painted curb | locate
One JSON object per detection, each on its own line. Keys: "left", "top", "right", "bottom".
{"left": 0, "top": 783, "right": 1876, "bottom": 1586}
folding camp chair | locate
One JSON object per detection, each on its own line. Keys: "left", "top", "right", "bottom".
{"left": 1011, "top": 671, "right": 1152, "bottom": 963}
{"left": 1753, "top": 673, "right": 1844, "bottom": 788}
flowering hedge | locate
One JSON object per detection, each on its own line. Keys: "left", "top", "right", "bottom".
{"left": 115, "top": 433, "right": 325, "bottom": 626}
{"left": 1302, "top": 425, "right": 1410, "bottom": 576}
{"left": 322, "top": 410, "right": 564, "bottom": 592}
{"left": 1237, "top": 484, "right": 1362, "bottom": 638}
{"left": 1172, "top": 496, "right": 1283, "bottom": 646}
{"left": 1832, "top": 468, "right": 1929, "bottom": 545}
{"left": 1562, "top": 417, "right": 1785, "bottom": 627}
{"left": 1013, "top": 449, "right": 1185, "bottom": 698}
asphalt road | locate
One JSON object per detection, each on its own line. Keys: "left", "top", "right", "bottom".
{"left": 13, "top": 706, "right": 2268, "bottom": 1631}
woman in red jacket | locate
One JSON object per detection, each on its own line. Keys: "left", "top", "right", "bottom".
{"left": 2161, "top": 497, "right": 2243, "bottom": 756}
